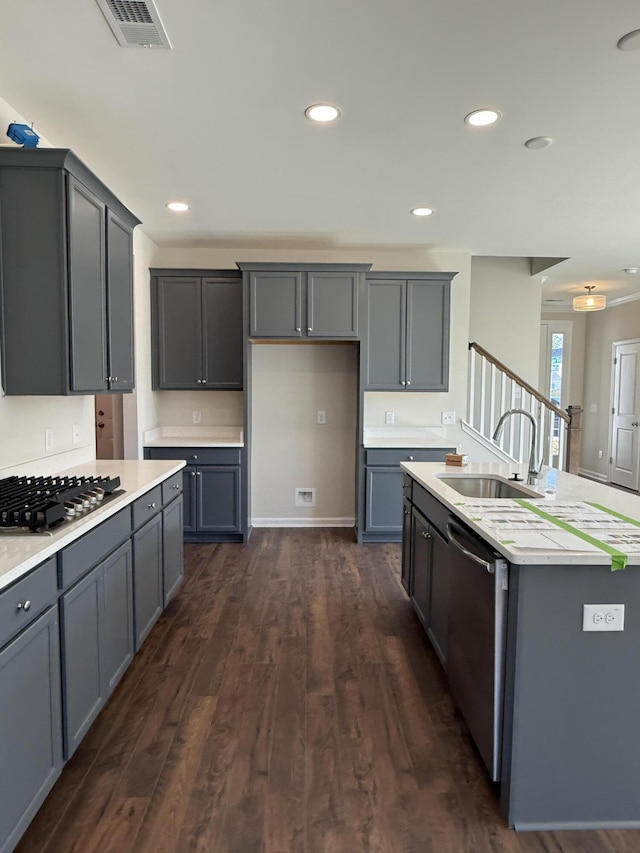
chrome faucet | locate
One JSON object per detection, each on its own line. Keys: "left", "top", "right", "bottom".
{"left": 492, "top": 408, "right": 542, "bottom": 484}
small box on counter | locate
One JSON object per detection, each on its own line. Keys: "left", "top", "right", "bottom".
{"left": 445, "top": 453, "right": 469, "bottom": 466}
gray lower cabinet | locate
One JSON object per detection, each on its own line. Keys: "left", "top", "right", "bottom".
{"left": 150, "top": 270, "right": 243, "bottom": 390}
{"left": 60, "top": 541, "right": 133, "bottom": 758}
{"left": 363, "top": 273, "right": 455, "bottom": 391}
{"left": 133, "top": 511, "right": 164, "bottom": 650}
{"left": 361, "top": 447, "right": 455, "bottom": 542}
{"left": 145, "top": 447, "right": 243, "bottom": 541}
{"left": 0, "top": 149, "right": 139, "bottom": 396}
{"left": 402, "top": 480, "right": 452, "bottom": 668}
{"left": 0, "top": 603, "right": 62, "bottom": 853}
{"left": 240, "top": 262, "right": 370, "bottom": 338}
{"left": 163, "top": 495, "right": 184, "bottom": 605}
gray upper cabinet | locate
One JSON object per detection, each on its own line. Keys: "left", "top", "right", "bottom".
{"left": 151, "top": 270, "right": 243, "bottom": 390}
{"left": 240, "top": 262, "right": 370, "bottom": 339}
{"left": 363, "top": 272, "right": 456, "bottom": 391}
{"left": 0, "top": 149, "right": 139, "bottom": 396}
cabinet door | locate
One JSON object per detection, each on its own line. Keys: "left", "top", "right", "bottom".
{"left": 202, "top": 277, "right": 243, "bottom": 388}
{"left": 427, "top": 525, "right": 449, "bottom": 665}
{"left": 307, "top": 272, "right": 358, "bottom": 337}
{"left": 249, "top": 271, "right": 302, "bottom": 337}
{"left": 197, "top": 466, "right": 241, "bottom": 533}
{"left": 405, "top": 280, "right": 450, "bottom": 391}
{"left": 365, "top": 466, "right": 404, "bottom": 532}
{"left": 411, "top": 510, "right": 432, "bottom": 628}
{"left": 60, "top": 563, "right": 104, "bottom": 757}
{"left": 68, "top": 176, "right": 108, "bottom": 393}
{"left": 401, "top": 498, "right": 413, "bottom": 594}
{"left": 154, "top": 277, "right": 202, "bottom": 388}
{"left": 133, "top": 513, "right": 164, "bottom": 650}
{"left": 0, "top": 607, "right": 62, "bottom": 853}
{"left": 106, "top": 210, "right": 135, "bottom": 391}
{"left": 163, "top": 496, "right": 184, "bottom": 605}
{"left": 364, "top": 280, "right": 406, "bottom": 389}
{"left": 182, "top": 466, "right": 197, "bottom": 533}
{"left": 102, "top": 541, "right": 134, "bottom": 695}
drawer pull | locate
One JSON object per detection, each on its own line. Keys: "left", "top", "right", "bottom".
{"left": 172, "top": 484, "right": 180, "bottom": 490}
{"left": 148, "top": 502, "right": 156, "bottom": 509}
{"left": 407, "top": 455, "right": 414, "bottom": 461}
{"left": 191, "top": 455, "right": 198, "bottom": 460}
{"left": 17, "top": 600, "right": 32, "bottom": 612}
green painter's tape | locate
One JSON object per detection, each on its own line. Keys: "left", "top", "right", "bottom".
{"left": 514, "top": 499, "right": 628, "bottom": 571}
{"left": 586, "top": 503, "right": 640, "bottom": 528}
{"left": 500, "top": 539, "right": 516, "bottom": 545}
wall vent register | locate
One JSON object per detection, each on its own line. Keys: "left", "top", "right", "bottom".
{"left": 0, "top": 474, "right": 122, "bottom": 532}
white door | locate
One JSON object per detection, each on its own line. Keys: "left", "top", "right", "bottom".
{"left": 539, "top": 321, "right": 572, "bottom": 467}
{"left": 610, "top": 340, "right": 640, "bottom": 491}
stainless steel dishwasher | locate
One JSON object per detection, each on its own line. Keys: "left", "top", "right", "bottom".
{"left": 446, "top": 518, "right": 509, "bottom": 781}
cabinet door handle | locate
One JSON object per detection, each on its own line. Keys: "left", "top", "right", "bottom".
{"left": 633, "top": 421, "right": 639, "bottom": 427}
{"left": 295, "top": 327, "right": 301, "bottom": 332}
{"left": 202, "top": 379, "right": 207, "bottom": 384}
{"left": 112, "top": 376, "right": 118, "bottom": 382}
{"left": 196, "top": 471, "right": 201, "bottom": 476}
{"left": 172, "top": 484, "right": 180, "bottom": 490}
{"left": 308, "top": 327, "right": 312, "bottom": 332}
{"left": 196, "top": 379, "right": 202, "bottom": 384}
{"left": 17, "top": 600, "right": 31, "bottom": 612}
{"left": 148, "top": 502, "right": 156, "bottom": 509}
{"left": 421, "top": 531, "right": 431, "bottom": 540}
{"left": 401, "top": 380, "right": 406, "bottom": 386}
{"left": 406, "top": 380, "right": 411, "bottom": 386}
{"left": 191, "top": 471, "right": 196, "bottom": 477}
{"left": 191, "top": 455, "right": 198, "bottom": 460}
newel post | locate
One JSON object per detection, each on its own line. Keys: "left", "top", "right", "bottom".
{"left": 565, "top": 405, "right": 582, "bottom": 474}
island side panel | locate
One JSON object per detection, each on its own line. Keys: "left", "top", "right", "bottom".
{"left": 501, "top": 562, "right": 640, "bottom": 830}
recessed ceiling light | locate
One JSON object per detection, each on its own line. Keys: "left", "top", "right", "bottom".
{"left": 411, "top": 207, "right": 435, "bottom": 217}
{"left": 617, "top": 29, "right": 640, "bottom": 51}
{"left": 624, "top": 267, "right": 640, "bottom": 274}
{"left": 166, "top": 201, "right": 190, "bottom": 212}
{"left": 464, "top": 108, "right": 502, "bottom": 127}
{"left": 304, "top": 103, "right": 342, "bottom": 123}
{"left": 525, "top": 136, "right": 553, "bottom": 150}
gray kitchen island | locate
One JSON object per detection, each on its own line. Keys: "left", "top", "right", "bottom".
{"left": 401, "top": 460, "right": 640, "bottom": 830}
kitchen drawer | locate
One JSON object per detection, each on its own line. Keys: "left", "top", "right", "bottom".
{"left": 132, "top": 486, "right": 163, "bottom": 530}
{"left": 162, "top": 472, "right": 183, "bottom": 504}
{"left": 145, "top": 446, "right": 241, "bottom": 466}
{"left": 365, "top": 447, "right": 455, "bottom": 466}
{"left": 412, "top": 482, "right": 450, "bottom": 540}
{"left": 0, "top": 557, "right": 58, "bottom": 649}
{"left": 60, "top": 509, "right": 132, "bottom": 590}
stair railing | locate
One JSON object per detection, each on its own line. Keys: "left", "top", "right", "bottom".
{"left": 468, "top": 342, "right": 579, "bottom": 473}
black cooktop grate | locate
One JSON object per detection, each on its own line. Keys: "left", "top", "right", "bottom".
{"left": 0, "top": 474, "right": 121, "bottom": 531}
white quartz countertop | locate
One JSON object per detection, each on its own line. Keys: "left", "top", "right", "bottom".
{"left": 363, "top": 427, "right": 459, "bottom": 450}
{"left": 0, "top": 459, "right": 186, "bottom": 592}
{"left": 143, "top": 426, "right": 244, "bottom": 447}
{"left": 401, "top": 461, "right": 640, "bottom": 567}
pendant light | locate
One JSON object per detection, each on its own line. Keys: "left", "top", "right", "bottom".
{"left": 573, "top": 285, "right": 606, "bottom": 312}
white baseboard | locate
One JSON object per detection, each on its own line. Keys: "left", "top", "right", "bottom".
{"left": 578, "top": 467, "right": 609, "bottom": 483}
{"left": 251, "top": 517, "right": 355, "bottom": 528}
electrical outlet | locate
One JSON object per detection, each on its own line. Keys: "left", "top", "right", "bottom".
{"left": 72, "top": 423, "right": 80, "bottom": 445}
{"left": 192, "top": 410, "right": 202, "bottom": 424}
{"left": 45, "top": 428, "right": 54, "bottom": 452}
{"left": 441, "top": 411, "right": 456, "bottom": 425}
{"left": 598, "top": 450, "right": 603, "bottom": 459}
{"left": 385, "top": 411, "right": 395, "bottom": 425}
{"left": 582, "top": 604, "right": 625, "bottom": 632}
{"left": 317, "top": 410, "right": 326, "bottom": 424}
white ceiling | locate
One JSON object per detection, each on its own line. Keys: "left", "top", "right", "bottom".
{"left": 2, "top": 0, "right": 640, "bottom": 306}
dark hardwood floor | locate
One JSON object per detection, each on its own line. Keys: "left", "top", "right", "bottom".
{"left": 15, "top": 528, "right": 640, "bottom": 852}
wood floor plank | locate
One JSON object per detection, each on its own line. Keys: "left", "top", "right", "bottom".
{"left": 16, "top": 528, "right": 640, "bottom": 853}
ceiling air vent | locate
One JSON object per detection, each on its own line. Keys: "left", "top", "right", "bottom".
{"left": 95, "top": 0, "right": 172, "bottom": 49}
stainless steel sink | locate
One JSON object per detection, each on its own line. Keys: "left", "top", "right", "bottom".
{"left": 437, "top": 476, "right": 542, "bottom": 499}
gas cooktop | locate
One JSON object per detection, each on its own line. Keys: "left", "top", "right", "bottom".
{"left": 0, "top": 474, "right": 122, "bottom": 532}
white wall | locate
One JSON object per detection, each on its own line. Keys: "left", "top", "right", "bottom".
{"left": 250, "top": 343, "right": 357, "bottom": 523}
{"left": 469, "top": 256, "right": 542, "bottom": 385}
